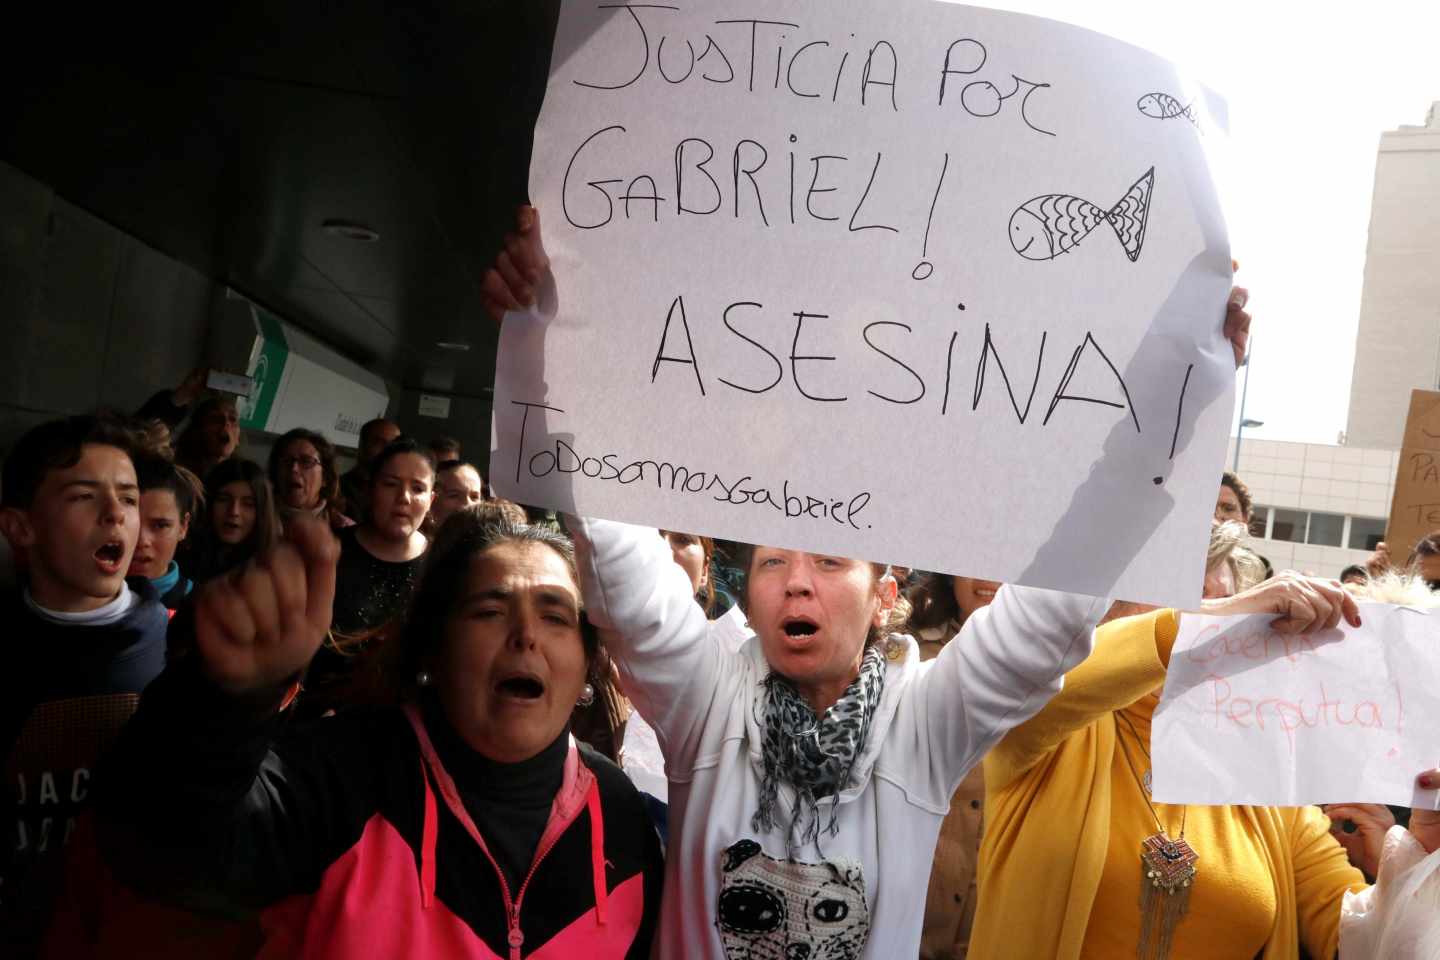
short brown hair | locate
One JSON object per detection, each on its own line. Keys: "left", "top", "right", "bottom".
{"left": 2, "top": 415, "right": 139, "bottom": 511}
{"left": 135, "top": 454, "right": 205, "bottom": 522}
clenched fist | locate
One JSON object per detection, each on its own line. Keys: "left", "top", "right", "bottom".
{"left": 192, "top": 516, "right": 339, "bottom": 694}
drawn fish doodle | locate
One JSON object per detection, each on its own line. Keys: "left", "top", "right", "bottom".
{"left": 1137, "top": 92, "right": 1200, "bottom": 128}
{"left": 1007, "top": 167, "right": 1155, "bottom": 263}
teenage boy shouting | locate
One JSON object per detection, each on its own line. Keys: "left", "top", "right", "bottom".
{"left": 0, "top": 416, "right": 167, "bottom": 955}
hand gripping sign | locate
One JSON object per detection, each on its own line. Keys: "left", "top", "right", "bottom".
{"left": 492, "top": 0, "right": 1236, "bottom": 608}
{"left": 1154, "top": 605, "right": 1440, "bottom": 808}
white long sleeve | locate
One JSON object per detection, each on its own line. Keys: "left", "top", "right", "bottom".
{"left": 568, "top": 514, "right": 1112, "bottom": 958}
{"left": 890, "top": 583, "right": 1110, "bottom": 800}
{"left": 1340, "top": 826, "right": 1440, "bottom": 959}
{"left": 570, "top": 515, "right": 747, "bottom": 770}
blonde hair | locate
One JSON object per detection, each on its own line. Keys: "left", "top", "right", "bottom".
{"left": 1209, "top": 521, "right": 1264, "bottom": 592}
{"left": 1346, "top": 572, "right": 1440, "bottom": 608}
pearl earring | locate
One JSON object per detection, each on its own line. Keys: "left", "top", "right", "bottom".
{"left": 416, "top": 671, "right": 433, "bottom": 687}
{"left": 577, "top": 682, "right": 595, "bottom": 707}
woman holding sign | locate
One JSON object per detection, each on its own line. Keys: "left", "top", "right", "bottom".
{"left": 971, "top": 523, "right": 1370, "bottom": 960}
{"left": 483, "top": 208, "right": 1261, "bottom": 959}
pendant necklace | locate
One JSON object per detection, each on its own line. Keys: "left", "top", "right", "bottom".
{"left": 1116, "top": 709, "right": 1199, "bottom": 960}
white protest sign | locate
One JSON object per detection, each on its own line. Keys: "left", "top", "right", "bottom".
{"left": 491, "top": 0, "right": 1237, "bottom": 607}
{"left": 1153, "top": 605, "right": 1440, "bottom": 808}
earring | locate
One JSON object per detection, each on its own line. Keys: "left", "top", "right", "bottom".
{"left": 416, "top": 671, "right": 433, "bottom": 687}
{"left": 577, "top": 682, "right": 595, "bottom": 707}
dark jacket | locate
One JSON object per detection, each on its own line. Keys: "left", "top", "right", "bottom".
{"left": 1, "top": 580, "right": 169, "bottom": 956}
{"left": 96, "top": 661, "right": 663, "bottom": 959}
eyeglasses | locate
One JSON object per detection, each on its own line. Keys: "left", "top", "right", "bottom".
{"left": 280, "top": 456, "right": 322, "bottom": 471}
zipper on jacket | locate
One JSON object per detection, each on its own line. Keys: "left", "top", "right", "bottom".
{"left": 506, "top": 814, "right": 571, "bottom": 959}
{"left": 468, "top": 829, "right": 520, "bottom": 958}
{"left": 507, "top": 904, "right": 524, "bottom": 959}
{"left": 475, "top": 802, "right": 571, "bottom": 960}
{"left": 409, "top": 704, "right": 597, "bottom": 960}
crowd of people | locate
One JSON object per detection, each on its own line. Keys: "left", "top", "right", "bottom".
{"left": 2, "top": 206, "right": 1439, "bottom": 960}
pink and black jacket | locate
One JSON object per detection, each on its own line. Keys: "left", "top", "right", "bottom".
{"left": 94, "top": 660, "right": 662, "bottom": 959}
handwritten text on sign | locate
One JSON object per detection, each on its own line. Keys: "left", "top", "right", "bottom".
{"left": 491, "top": 0, "right": 1237, "bottom": 607}
{"left": 1153, "top": 606, "right": 1440, "bottom": 808}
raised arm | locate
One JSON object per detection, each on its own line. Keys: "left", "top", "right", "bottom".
{"left": 982, "top": 606, "right": 1177, "bottom": 789}
{"left": 899, "top": 583, "right": 1109, "bottom": 794}
{"left": 984, "top": 571, "right": 1359, "bottom": 790}
{"left": 569, "top": 516, "right": 741, "bottom": 769}
{"left": 96, "top": 518, "right": 357, "bottom": 912}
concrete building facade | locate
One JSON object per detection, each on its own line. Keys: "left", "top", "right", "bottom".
{"left": 1227, "top": 437, "right": 1397, "bottom": 577}
{"left": 1345, "top": 102, "right": 1440, "bottom": 450}
{"left": 1228, "top": 102, "right": 1440, "bottom": 579}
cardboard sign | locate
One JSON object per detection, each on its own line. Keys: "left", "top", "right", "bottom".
{"left": 1153, "top": 606, "right": 1440, "bottom": 808}
{"left": 1387, "top": 389, "right": 1440, "bottom": 558}
{"left": 491, "top": 0, "right": 1238, "bottom": 607}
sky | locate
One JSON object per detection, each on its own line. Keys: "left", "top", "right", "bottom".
{"left": 983, "top": 0, "right": 1440, "bottom": 444}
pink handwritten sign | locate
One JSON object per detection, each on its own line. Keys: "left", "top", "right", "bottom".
{"left": 1153, "top": 605, "right": 1440, "bottom": 807}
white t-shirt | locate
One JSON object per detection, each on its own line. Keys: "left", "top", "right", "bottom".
{"left": 571, "top": 516, "right": 1107, "bottom": 959}
{"left": 24, "top": 582, "right": 139, "bottom": 626}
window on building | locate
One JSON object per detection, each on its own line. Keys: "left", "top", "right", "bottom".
{"left": 1307, "top": 512, "right": 1344, "bottom": 547}
{"left": 1348, "top": 516, "right": 1386, "bottom": 551}
{"left": 1271, "top": 508, "right": 1306, "bottom": 543}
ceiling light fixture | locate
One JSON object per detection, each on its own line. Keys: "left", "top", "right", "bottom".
{"left": 321, "top": 219, "right": 380, "bottom": 242}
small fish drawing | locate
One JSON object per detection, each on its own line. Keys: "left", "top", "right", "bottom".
{"left": 1008, "top": 167, "right": 1155, "bottom": 263}
{"left": 1137, "top": 92, "right": 1199, "bottom": 128}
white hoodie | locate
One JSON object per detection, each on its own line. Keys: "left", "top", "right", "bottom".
{"left": 571, "top": 516, "right": 1108, "bottom": 959}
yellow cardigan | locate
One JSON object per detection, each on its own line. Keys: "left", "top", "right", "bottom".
{"left": 971, "top": 609, "right": 1366, "bottom": 960}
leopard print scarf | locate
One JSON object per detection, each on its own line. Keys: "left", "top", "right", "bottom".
{"left": 752, "top": 641, "right": 889, "bottom": 853}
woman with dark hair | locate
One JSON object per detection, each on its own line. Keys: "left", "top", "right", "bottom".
{"left": 1406, "top": 533, "right": 1440, "bottom": 590}
{"left": 330, "top": 438, "right": 435, "bottom": 636}
{"left": 97, "top": 515, "right": 663, "bottom": 958}
{"left": 172, "top": 396, "right": 240, "bottom": 481}
{"left": 268, "top": 428, "right": 355, "bottom": 533}
{"left": 187, "top": 458, "right": 279, "bottom": 583}
{"left": 128, "top": 455, "right": 205, "bottom": 609}
{"left": 304, "top": 439, "right": 436, "bottom": 715}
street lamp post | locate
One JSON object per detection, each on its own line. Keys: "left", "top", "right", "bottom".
{"left": 1233, "top": 334, "right": 1263, "bottom": 472}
